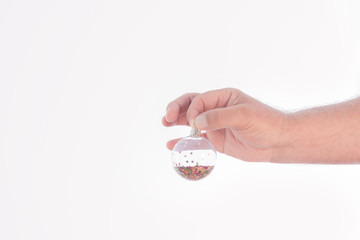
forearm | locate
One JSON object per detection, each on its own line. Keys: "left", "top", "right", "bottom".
{"left": 273, "top": 98, "right": 360, "bottom": 164}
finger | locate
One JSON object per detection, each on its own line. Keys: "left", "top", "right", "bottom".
{"left": 194, "top": 104, "right": 252, "bottom": 131}
{"left": 162, "top": 116, "right": 176, "bottom": 127}
{"left": 186, "top": 88, "right": 245, "bottom": 127}
{"left": 166, "top": 138, "right": 181, "bottom": 150}
{"left": 162, "top": 112, "right": 190, "bottom": 127}
{"left": 166, "top": 93, "right": 199, "bottom": 122}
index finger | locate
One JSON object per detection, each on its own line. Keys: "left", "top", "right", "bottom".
{"left": 186, "top": 88, "right": 246, "bottom": 126}
{"left": 165, "top": 93, "right": 199, "bottom": 123}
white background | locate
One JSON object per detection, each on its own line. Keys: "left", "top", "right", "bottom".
{"left": 1, "top": 1, "right": 360, "bottom": 239}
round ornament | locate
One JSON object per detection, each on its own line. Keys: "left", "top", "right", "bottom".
{"left": 171, "top": 128, "right": 217, "bottom": 181}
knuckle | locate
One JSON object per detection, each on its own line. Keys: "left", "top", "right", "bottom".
{"left": 190, "top": 95, "right": 205, "bottom": 110}
{"left": 223, "top": 88, "right": 245, "bottom": 105}
{"left": 181, "top": 93, "right": 192, "bottom": 99}
{"left": 182, "top": 92, "right": 199, "bottom": 101}
{"left": 223, "top": 87, "right": 242, "bottom": 95}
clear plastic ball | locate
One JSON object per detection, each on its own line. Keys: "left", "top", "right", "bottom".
{"left": 171, "top": 131, "right": 216, "bottom": 181}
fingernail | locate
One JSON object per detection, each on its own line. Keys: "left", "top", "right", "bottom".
{"left": 189, "top": 119, "right": 195, "bottom": 128}
{"left": 165, "top": 107, "right": 171, "bottom": 122}
{"left": 195, "top": 115, "right": 207, "bottom": 129}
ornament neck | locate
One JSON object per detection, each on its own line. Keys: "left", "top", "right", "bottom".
{"left": 190, "top": 128, "right": 201, "bottom": 137}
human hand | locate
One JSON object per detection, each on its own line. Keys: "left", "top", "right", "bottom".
{"left": 162, "top": 88, "right": 290, "bottom": 162}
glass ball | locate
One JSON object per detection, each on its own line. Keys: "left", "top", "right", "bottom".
{"left": 171, "top": 129, "right": 217, "bottom": 181}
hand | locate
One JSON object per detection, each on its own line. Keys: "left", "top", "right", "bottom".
{"left": 162, "top": 88, "right": 289, "bottom": 162}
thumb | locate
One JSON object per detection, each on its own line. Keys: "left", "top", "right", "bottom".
{"left": 194, "top": 105, "right": 252, "bottom": 130}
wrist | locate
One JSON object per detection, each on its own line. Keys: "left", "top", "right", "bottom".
{"left": 270, "top": 113, "right": 299, "bottom": 163}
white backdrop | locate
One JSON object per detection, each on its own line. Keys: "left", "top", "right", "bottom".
{"left": 1, "top": 1, "right": 360, "bottom": 239}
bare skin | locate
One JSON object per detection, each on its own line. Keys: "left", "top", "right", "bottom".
{"left": 162, "top": 88, "right": 360, "bottom": 164}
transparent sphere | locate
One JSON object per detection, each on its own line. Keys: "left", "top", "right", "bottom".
{"left": 171, "top": 133, "right": 216, "bottom": 181}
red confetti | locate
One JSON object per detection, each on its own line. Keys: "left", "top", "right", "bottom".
{"left": 174, "top": 165, "right": 214, "bottom": 181}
